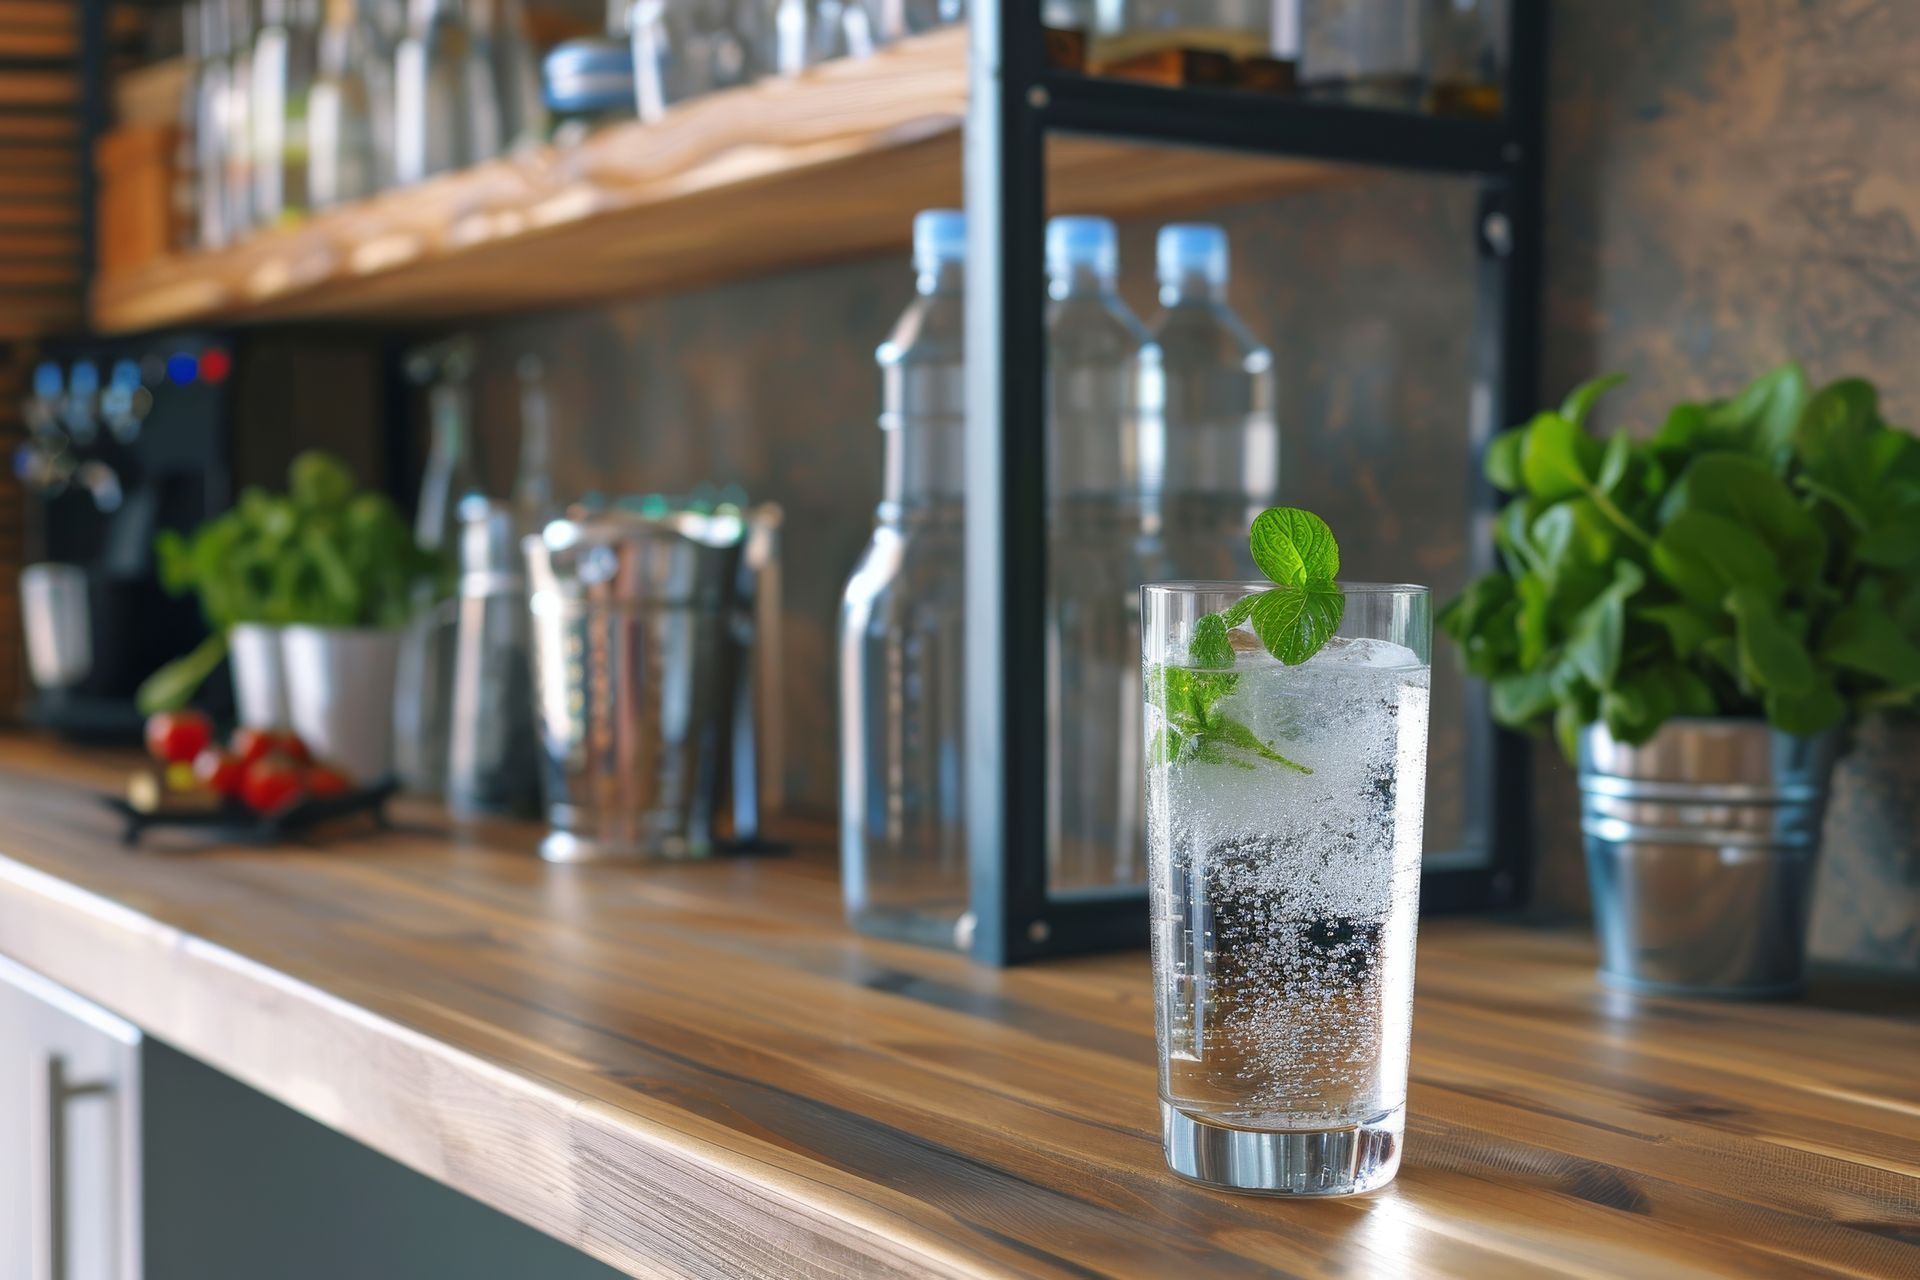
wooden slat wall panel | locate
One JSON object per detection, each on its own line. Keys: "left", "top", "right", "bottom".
{"left": 0, "top": 0, "right": 97, "bottom": 719}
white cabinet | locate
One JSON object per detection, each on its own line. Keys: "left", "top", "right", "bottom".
{"left": 0, "top": 956, "right": 141, "bottom": 1280}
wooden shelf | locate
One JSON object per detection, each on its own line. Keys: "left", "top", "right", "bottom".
{"left": 91, "top": 27, "right": 1350, "bottom": 334}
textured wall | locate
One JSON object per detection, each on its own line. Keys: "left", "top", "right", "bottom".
{"left": 466, "top": 174, "right": 1486, "bottom": 859}
{"left": 454, "top": 0, "right": 1920, "bottom": 969}
{"left": 1537, "top": 0, "right": 1920, "bottom": 967}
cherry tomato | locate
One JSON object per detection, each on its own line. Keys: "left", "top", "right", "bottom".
{"left": 239, "top": 754, "right": 305, "bottom": 814}
{"left": 303, "top": 765, "right": 352, "bottom": 799}
{"left": 231, "top": 728, "right": 309, "bottom": 767}
{"left": 230, "top": 727, "right": 275, "bottom": 766}
{"left": 192, "top": 748, "right": 245, "bottom": 798}
{"left": 146, "top": 710, "right": 214, "bottom": 764}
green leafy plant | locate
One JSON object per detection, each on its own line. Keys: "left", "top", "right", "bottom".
{"left": 1145, "top": 506, "right": 1347, "bottom": 772}
{"left": 136, "top": 451, "right": 444, "bottom": 713}
{"left": 1439, "top": 365, "right": 1920, "bottom": 758}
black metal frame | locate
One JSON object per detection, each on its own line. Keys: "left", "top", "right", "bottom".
{"left": 76, "top": 0, "right": 110, "bottom": 297}
{"left": 965, "top": 2, "right": 1546, "bottom": 963}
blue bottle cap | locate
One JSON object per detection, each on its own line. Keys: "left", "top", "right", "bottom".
{"left": 1156, "top": 223, "right": 1229, "bottom": 287}
{"left": 912, "top": 209, "right": 966, "bottom": 272}
{"left": 1046, "top": 215, "right": 1118, "bottom": 281}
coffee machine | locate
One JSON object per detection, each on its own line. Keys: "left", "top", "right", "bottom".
{"left": 16, "top": 334, "right": 234, "bottom": 738}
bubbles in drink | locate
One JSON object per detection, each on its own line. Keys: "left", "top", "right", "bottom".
{"left": 1147, "top": 638, "right": 1429, "bottom": 1130}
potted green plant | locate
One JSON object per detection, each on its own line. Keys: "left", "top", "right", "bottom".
{"left": 1440, "top": 365, "right": 1920, "bottom": 996}
{"left": 139, "top": 452, "right": 442, "bottom": 778}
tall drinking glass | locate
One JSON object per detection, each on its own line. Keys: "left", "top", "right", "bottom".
{"left": 1142, "top": 581, "right": 1431, "bottom": 1195}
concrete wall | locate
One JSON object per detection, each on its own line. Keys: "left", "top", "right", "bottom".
{"left": 448, "top": 0, "right": 1920, "bottom": 969}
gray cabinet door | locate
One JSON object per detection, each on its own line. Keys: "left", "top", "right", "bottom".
{"left": 0, "top": 955, "right": 141, "bottom": 1280}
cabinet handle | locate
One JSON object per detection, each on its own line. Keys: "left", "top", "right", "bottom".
{"left": 41, "top": 1055, "right": 114, "bottom": 1280}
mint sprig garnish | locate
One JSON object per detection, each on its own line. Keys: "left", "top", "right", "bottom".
{"left": 1145, "top": 506, "right": 1347, "bottom": 773}
{"left": 1237, "top": 507, "right": 1347, "bottom": 664}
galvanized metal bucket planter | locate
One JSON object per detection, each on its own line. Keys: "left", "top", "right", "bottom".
{"left": 1578, "top": 719, "right": 1843, "bottom": 998}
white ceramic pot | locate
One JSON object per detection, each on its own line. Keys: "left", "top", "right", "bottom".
{"left": 228, "top": 622, "right": 291, "bottom": 728}
{"left": 281, "top": 625, "right": 404, "bottom": 782}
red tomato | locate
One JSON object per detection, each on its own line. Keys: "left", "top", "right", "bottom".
{"left": 303, "top": 765, "right": 351, "bottom": 799}
{"left": 146, "top": 710, "right": 213, "bottom": 764}
{"left": 239, "top": 754, "right": 305, "bottom": 814}
{"left": 192, "top": 748, "right": 245, "bottom": 798}
{"left": 230, "top": 727, "right": 275, "bottom": 766}
{"left": 231, "top": 728, "right": 309, "bottom": 767}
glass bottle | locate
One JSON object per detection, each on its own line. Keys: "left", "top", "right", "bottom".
{"left": 1093, "top": 0, "right": 1271, "bottom": 70}
{"left": 194, "top": 0, "right": 231, "bottom": 246}
{"left": 773, "top": 0, "right": 876, "bottom": 75}
{"left": 308, "top": 0, "right": 390, "bottom": 208}
{"left": 174, "top": 2, "right": 204, "bottom": 251}
{"left": 840, "top": 210, "right": 969, "bottom": 947}
{"left": 469, "top": 0, "right": 545, "bottom": 150}
{"left": 1148, "top": 223, "right": 1278, "bottom": 580}
{"left": 1044, "top": 215, "right": 1163, "bottom": 895}
{"left": 1425, "top": 0, "right": 1505, "bottom": 118}
{"left": 627, "top": 0, "right": 761, "bottom": 121}
{"left": 394, "top": 0, "right": 500, "bottom": 183}
{"left": 252, "top": 0, "right": 322, "bottom": 226}
{"left": 1300, "top": 0, "right": 1427, "bottom": 110}
{"left": 512, "top": 354, "right": 559, "bottom": 530}
{"left": 223, "top": 0, "right": 257, "bottom": 234}
{"left": 394, "top": 338, "right": 482, "bottom": 796}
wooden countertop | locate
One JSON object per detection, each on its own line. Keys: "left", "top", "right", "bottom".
{"left": 0, "top": 736, "right": 1914, "bottom": 1278}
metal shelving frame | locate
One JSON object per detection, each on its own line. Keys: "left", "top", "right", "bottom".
{"left": 964, "top": 2, "right": 1546, "bottom": 963}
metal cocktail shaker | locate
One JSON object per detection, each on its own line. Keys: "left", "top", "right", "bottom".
{"left": 524, "top": 506, "right": 774, "bottom": 862}
{"left": 447, "top": 496, "right": 541, "bottom": 818}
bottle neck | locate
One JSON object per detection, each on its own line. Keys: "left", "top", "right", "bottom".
{"left": 1048, "top": 264, "right": 1114, "bottom": 300}
{"left": 1158, "top": 274, "right": 1226, "bottom": 306}
{"left": 915, "top": 258, "right": 964, "bottom": 296}
{"left": 428, "top": 384, "right": 471, "bottom": 466}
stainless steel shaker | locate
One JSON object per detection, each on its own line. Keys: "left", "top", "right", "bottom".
{"left": 447, "top": 496, "right": 541, "bottom": 818}
{"left": 524, "top": 507, "right": 771, "bottom": 862}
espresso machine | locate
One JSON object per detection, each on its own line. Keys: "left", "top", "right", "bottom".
{"left": 15, "top": 334, "right": 235, "bottom": 738}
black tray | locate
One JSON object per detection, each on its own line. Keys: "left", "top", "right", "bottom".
{"left": 103, "top": 777, "right": 400, "bottom": 848}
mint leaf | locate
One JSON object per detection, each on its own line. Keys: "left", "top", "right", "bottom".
{"left": 1189, "top": 613, "right": 1232, "bottom": 668}
{"left": 1249, "top": 508, "right": 1338, "bottom": 586}
{"left": 1210, "top": 715, "right": 1311, "bottom": 774}
{"left": 1726, "top": 586, "right": 1817, "bottom": 696}
{"left": 1659, "top": 453, "right": 1827, "bottom": 589}
{"left": 1521, "top": 411, "right": 1605, "bottom": 502}
{"left": 1248, "top": 583, "right": 1346, "bottom": 666}
{"left": 1220, "top": 593, "right": 1258, "bottom": 628}
{"left": 1484, "top": 429, "right": 1525, "bottom": 492}
{"left": 1650, "top": 510, "right": 1783, "bottom": 612}
{"left": 1559, "top": 372, "right": 1627, "bottom": 428}
{"left": 1819, "top": 601, "right": 1920, "bottom": 687}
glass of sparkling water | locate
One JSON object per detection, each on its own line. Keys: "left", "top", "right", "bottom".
{"left": 1142, "top": 581, "right": 1431, "bottom": 1195}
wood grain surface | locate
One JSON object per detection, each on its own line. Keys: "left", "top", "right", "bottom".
{"left": 89, "top": 26, "right": 1347, "bottom": 334}
{"left": 0, "top": 736, "right": 1913, "bottom": 1279}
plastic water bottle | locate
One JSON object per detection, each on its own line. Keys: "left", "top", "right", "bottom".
{"left": 1149, "top": 223, "right": 1278, "bottom": 580}
{"left": 1045, "top": 215, "right": 1164, "bottom": 894}
{"left": 840, "top": 210, "right": 969, "bottom": 947}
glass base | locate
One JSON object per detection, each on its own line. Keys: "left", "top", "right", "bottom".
{"left": 1160, "top": 1102, "right": 1404, "bottom": 1196}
